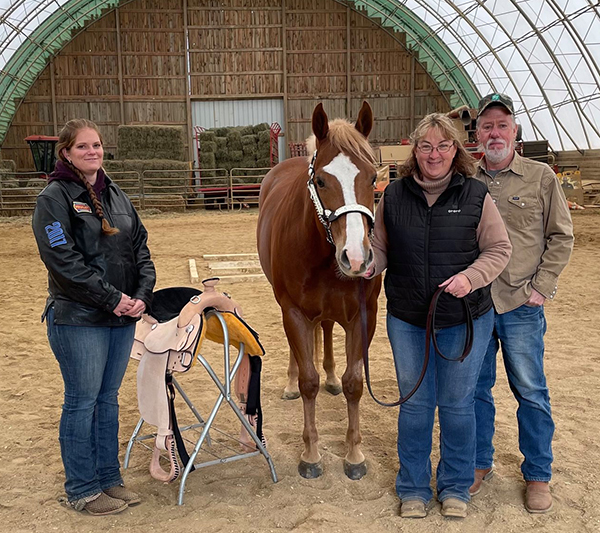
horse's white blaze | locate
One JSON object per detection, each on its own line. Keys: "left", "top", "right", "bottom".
{"left": 323, "top": 154, "right": 367, "bottom": 269}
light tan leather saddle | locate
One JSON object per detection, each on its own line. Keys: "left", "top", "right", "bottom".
{"left": 131, "top": 278, "right": 265, "bottom": 483}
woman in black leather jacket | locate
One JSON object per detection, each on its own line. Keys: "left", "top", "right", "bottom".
{"left": 32, "top": 119, "right": 156, "bottom": 516}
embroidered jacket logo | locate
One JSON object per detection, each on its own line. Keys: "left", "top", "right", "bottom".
{"left": 45, "top": 221, "right": 67, "bottom": 248}
{"left": 73, "top": 201, "right": 92, "bottom": 213}
{"left": 447, "top": 209, "right": 462, "bottom": 213}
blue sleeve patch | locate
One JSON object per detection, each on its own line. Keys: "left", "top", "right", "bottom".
{"left": 45, "top": 221, "right": 67, "bottom": 248}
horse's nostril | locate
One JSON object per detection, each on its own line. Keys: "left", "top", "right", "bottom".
{"left": 340, "top": 249, "right": 351, "bottom": 269}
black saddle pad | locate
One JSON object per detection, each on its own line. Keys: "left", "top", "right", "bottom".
{"left": 149, "top": 287, "right": 202, "bottom": 323}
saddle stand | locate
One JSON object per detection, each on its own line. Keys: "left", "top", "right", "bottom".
{"left": 124, "top": 278, "right": 278, "bottom": 505}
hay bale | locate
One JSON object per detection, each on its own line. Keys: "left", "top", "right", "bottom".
{"left": 227, "top": 131, "right": 243, "bottom": 152}
{"left": 200, "top": 141, "right": 217, "bottom": 153}
{"left": 118, "top": 125, "right": 186, "bottom": 161}
{"left": 257, "top": 157, "right": 272, "bottom": 168}
{"left": 229, "top": 150, "right": 243, "bottom": 162}
{"left": 27, "top": 178, "right": 47, "bottom": 189}
{"left": 239, "top": 125, "right": 254, "bottom": 136}
{"left": 253, "top": 123, "right": 270, "bottom": 133}
{"left": 0, "top": 159, "right": 16, "bottom": 172}
{"left": 215, "top": 149, "right": 229, "bottom": 162}
{"left": 103, "top": 160, "right": 125, "bottom": 173}
{"left": 200, "top": 152, "right": 216, "bottom": 169}
{"left": 198, "top": 131, "right": 216, "bottom": 143}
{"left": 241, "top": 156, "right": 257, "bottom": 168}
{"left": 242, "top": 135, "right": 258, "bottom": 157}
{"left": 214, "top": 127, "right": 230, "bottom": 137}
{"left": 257, "top": 130, "right": 270, "bottom": 144}
{"left": 215, "top": 137, "right": 228, "bottom": 150}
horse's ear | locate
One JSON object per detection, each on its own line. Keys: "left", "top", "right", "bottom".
{"left": 355, "top": 101, "right": 373, "bottom": 138}
{"left": 312, "top": 103, "right": 329, "bottom": 142}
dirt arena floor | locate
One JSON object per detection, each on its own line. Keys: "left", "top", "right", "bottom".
{"left": 1, "top": 208, "right": 599, "bottom": 533}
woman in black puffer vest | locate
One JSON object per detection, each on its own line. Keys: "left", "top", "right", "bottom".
{"left": 366, "top": 114, "right": 511, "bottom": 519}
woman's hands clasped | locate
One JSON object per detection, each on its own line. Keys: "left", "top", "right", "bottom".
{"left": 113, "top": 293, "right": 146, "bottom": 317}
{"left": 439, "top": 273, "right": 472, "bottom": 298}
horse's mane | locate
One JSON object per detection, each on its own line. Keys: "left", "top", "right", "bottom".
{"left": 306, "top": 118, "right": 376, "bottom": 165}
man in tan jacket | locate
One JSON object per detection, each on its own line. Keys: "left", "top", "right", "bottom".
{"left": 471, "top": 93, "right": 574, "bottom": 513}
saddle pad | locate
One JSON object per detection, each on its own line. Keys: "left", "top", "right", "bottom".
{"left": 202, "top": 311, "right": 265, "bottom": 357}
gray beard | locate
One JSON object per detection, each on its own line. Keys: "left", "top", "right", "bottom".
{"left": 481, "top": 143, "right": 512, "bottom": 165}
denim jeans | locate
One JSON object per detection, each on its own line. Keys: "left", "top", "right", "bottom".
{"left": 387, "top": 308, "right": 493, "bottom": 504}
{"left": 474, "top": 304, "right": 552, "bottom": 482}
{"left": 46, "top": 306, "right": 135, "bottom": 501}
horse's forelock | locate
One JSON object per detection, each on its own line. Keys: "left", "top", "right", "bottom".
{"left": 305, "top": 119, "right": 376, "bottom": 166}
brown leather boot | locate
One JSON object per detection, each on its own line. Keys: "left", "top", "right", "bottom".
{"left": 469, "top": 467, "right": 494, "bottom": 496}
{"left": 525, "top": 481, "right": 553, "bottom": 513}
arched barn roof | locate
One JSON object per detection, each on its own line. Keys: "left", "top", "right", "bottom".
{"left": 1, "top": 0, "right": 599, "bottom": 151}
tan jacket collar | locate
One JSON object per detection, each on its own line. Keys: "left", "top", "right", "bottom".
{"left": 479, "top": 151, "right": 524, "bottom": 178}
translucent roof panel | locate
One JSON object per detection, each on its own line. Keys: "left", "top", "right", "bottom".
{"left": 1, "top": 0, "right": 599, "bottom": 151}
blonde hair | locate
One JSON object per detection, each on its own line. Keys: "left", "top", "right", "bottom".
{"left": 397, "top": 113, "right": 477, "bottom": 179}
{"left": 56, "top": 119, "right": 118, "bottom": 236}
{"left": 306, "top": 118, "right": 377, "bottom": 165}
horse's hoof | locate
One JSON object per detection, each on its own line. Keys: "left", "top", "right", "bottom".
{"left": 298, "top": 459, "right": 323, "bottom": 479}
{"left": 281, "top": 389, "right": 300, "bottom": 400}
{"left": 344, "top": 460, "right": 367, "bottom": 480}
{"left": 324, "top": 382, "right": 343, "bottom": 396}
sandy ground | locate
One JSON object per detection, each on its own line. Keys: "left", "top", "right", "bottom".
{"left": 0, "top": 208, "right": 599, "bottom": 533}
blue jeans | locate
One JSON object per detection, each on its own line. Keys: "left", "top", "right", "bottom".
{"left": 387, "top": 309, "right": 493, "bottom": 504}
{"left": 474, "top": 304, "right": 552, "bottom": 482}
{"left": 46, "top": 306, "right": 135, "bottom": 501}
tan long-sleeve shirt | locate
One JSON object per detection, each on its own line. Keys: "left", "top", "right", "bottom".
{"left": 474, "top": 152, "right": 574, "bottom": 313}
{"left": 371, "top": 176, "right": 512, "bottom": 293}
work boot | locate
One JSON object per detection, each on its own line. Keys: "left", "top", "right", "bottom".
{"left": 441, "top": 497, "right": 468, "bottom": 519}
{"left": 69, "top": 492, "right": 128, "bottom": 516}
{"left": 399, "top": 499, "right": 431, "bottom": 519}
{"left": 104, "top": 484, "right": 141, "bottom": 506}
{"left": 525, "top": 481, "right": 553, "bottom": 513}
{"left": 469, "top": 467, "right": 494, "bottom": 496}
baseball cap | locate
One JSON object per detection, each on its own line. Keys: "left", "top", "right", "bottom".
{"left": 477, "top": 93, "right": 514, "bottom": 117}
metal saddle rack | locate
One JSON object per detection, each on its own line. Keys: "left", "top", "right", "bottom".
{"left": 124, "top": 279, "right": 278, "bottom": 505}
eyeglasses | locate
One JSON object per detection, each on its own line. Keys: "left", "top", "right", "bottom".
{"left": 417, "top": 141, "right": 455, "bottom": 154}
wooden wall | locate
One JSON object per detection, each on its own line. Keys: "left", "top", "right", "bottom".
{"left": 1, "top": 0, "right": 452, "bottom": 170}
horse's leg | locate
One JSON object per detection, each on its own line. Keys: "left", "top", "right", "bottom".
{"left": 282, "top": 308, "right": 322, "bottom": 478}
{"left": 281, "top": 348, "right": 300, "bottom": 400}
{"left": 321, "top": 320, "right": 342, "bottom": 395}
{"left": 341, "top": 313, "right": 375, "bottom": 480}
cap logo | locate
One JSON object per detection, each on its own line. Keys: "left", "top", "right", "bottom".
{"left": 492, "top": 94, "right": 500, "bottom": 101}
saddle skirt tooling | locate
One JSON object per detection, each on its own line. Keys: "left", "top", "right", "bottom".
{"left": 131, "top": 278, "right": 266, "bottom": 483}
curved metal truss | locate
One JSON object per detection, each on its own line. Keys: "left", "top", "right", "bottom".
{"left": 1, "top": 0, "right": 599, "bottom": 151}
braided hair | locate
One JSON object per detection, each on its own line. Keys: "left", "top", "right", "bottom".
{"left": 56, "top": 119, "right": 119, "bottom": 236}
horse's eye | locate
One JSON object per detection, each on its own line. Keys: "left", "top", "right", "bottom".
{"left": 316, "top": 177, "right": 325, "bottom": 188}
{"left": 371, "top": 175, "right": 377, "bottom": 187}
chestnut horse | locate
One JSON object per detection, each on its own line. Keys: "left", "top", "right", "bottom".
{"left": 257, "top": 102, "right": 381, "bottom": 480}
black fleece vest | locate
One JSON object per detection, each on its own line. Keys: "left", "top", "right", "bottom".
{"left": 383, "top": 173, "right": 492, "bottom": 328}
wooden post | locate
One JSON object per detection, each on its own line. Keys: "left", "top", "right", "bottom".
{"left": 183, "top": 0, "right": 195, "bottom": 164}
{"left": 282, "top": 0, "right": 289, "bottom": 158}
{"left": 115, "top": 8, "right": 125, "bottom": 125}
{"left": 49, "top": 59, "right": 58, "bottom": 135}
{"left": 410, "top": 54, "right": 416, "bottom": 132}
{"left": 346, "top": 5, "right": 351, "bottom": 118}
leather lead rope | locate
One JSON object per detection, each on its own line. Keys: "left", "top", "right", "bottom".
{"left": 360, "top": 280, "right": 474, "bottom": 408}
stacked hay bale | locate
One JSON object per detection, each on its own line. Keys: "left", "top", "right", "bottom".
{"left": 113, "top": 125, "right": 190, "bottom": 211}
{"left": 198, "top": 123, "right": 273, "bottom": 183}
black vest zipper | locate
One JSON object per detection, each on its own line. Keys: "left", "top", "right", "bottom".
{"left": 424, "top": 206, "right": 432, "bottom": 289}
